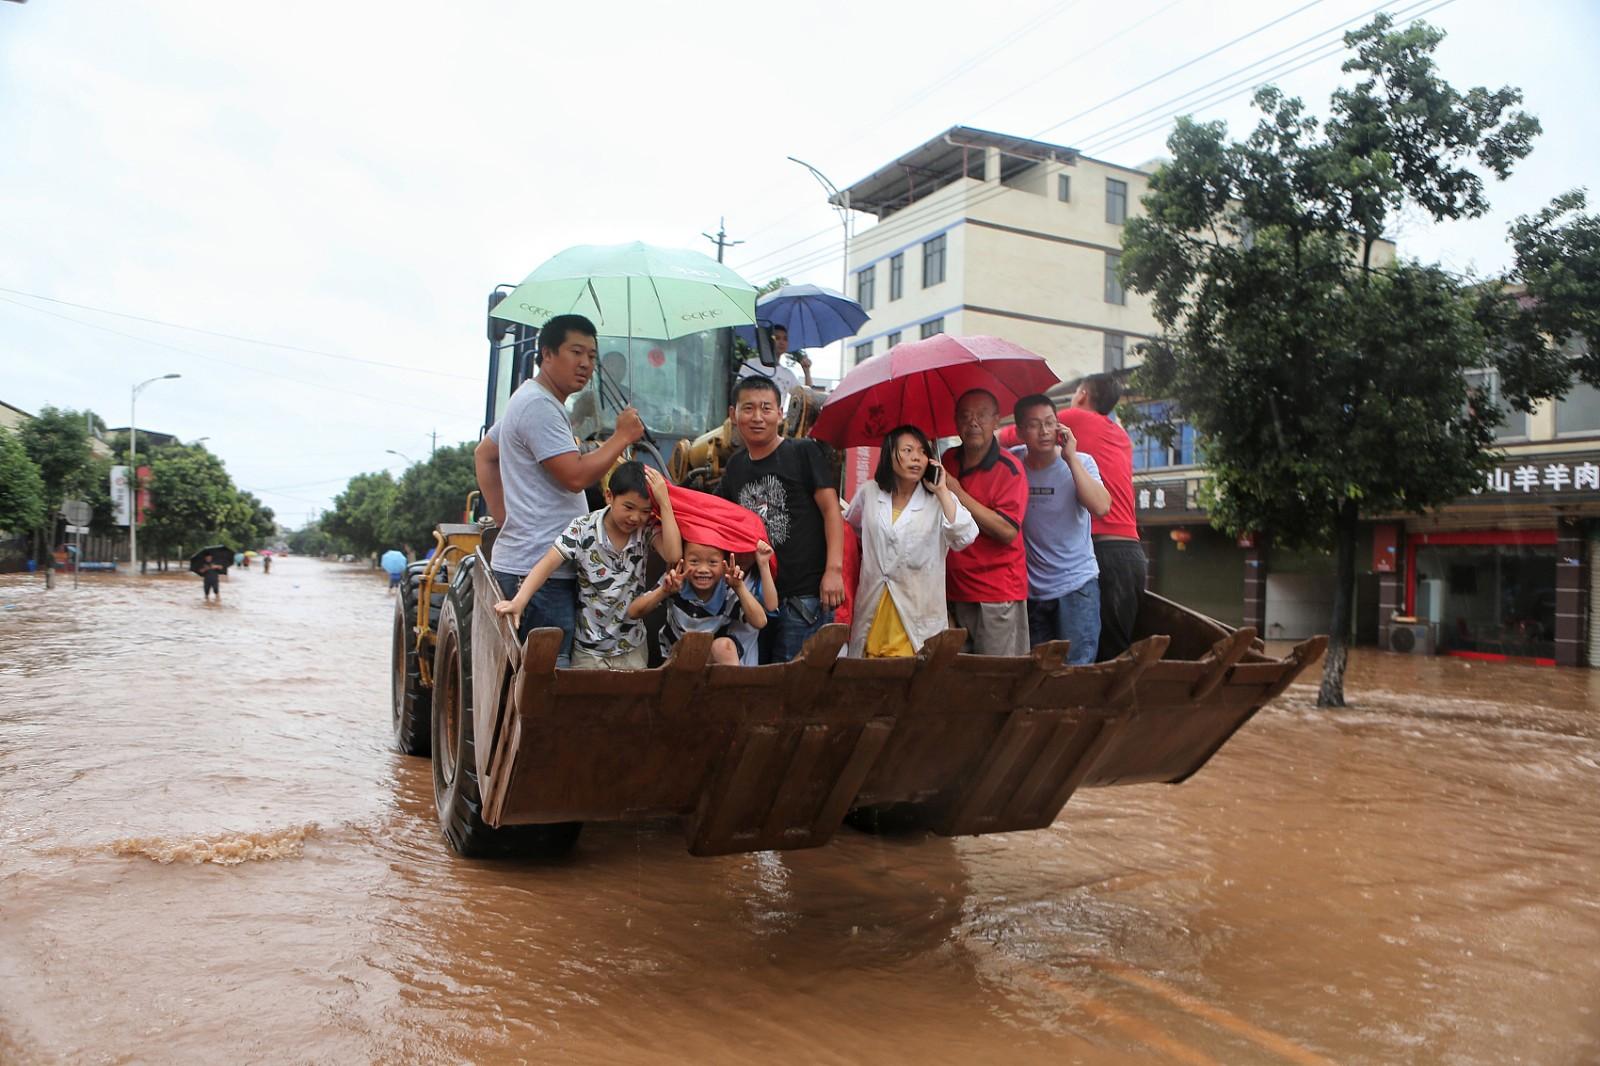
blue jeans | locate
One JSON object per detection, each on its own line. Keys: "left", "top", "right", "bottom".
{"left": 758, "top": 595, "right": 834, "bottom": 664}
{"left": 494, "top": 570, "right": 576, "bottom": 668}
{"left": 1027, "top": 577, "right": 1100, "bottom": 665}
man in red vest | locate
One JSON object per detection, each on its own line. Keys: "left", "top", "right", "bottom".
{"left": 1059, "top": 372, "right": 1146, "bottom": 659}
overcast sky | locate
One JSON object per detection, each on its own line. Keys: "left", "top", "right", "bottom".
{"left": 3, "top": 0, "right": 1595, "bottom": 528}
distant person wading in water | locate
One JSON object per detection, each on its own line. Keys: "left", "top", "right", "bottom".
{"left": 201, "top": 559, "right": 224, "bottom": 602}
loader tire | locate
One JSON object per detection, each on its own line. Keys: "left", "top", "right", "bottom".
{"left": 431, "top": 556, "right": 582, "bottom": 859}
{"left": 391, "top": 560, "right": 444, "bottom": 756}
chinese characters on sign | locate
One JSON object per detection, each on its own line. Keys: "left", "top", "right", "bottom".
{"left": 1476, "top": 459, "right": 1600, "bottom": 495}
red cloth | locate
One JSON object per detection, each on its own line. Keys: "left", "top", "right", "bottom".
{"left": 835, "top": 523, "right": 862, "bottom": 627}
{"left": 659, "top": 484, "right": 773, "bottom": 556}
{"left": 1060, "top": 408, "right": 1139, "bottom": 538}
{"left": 997, "top": 423, "right": 1021, "bottom": 448}
{"left": 942, "top": 441, "right": 1029, "bottom": 603}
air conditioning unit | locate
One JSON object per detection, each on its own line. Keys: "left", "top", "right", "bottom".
{"left": 1388, "top": 621, "right": 1436, "bottom": 655}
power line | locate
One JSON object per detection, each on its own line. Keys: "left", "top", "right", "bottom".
{"left": 724, "top": 0, "right": 1098, "bottom": 248}
{"left": 1068, "top": 0, "right": 1408, "bottom": 152}
{"left": 737, "top": 0, "right": 1348, "bottom": 278}
{"left": 1032, "top": 0, "right": 1331, "bottom": 140}
{"left": 960, "top": 0, "right": 1196, "bottom": 128}
{"left": 0, "top": 284, "right": 478, "bottom": 382}
{"left": 744, "top": 0, "right": 1442, "bottom": 283}
{"left": 1082, "top": 0, "right": 1457, "bottom": 157}
{"left": 0, "top": 296, "right": 455, "bottom": 416}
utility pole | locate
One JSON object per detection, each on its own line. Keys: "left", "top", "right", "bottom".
{"left": 702, "top": 217, "right": 744, "bottom": 263}
{"left": 430, "top": 429, "right": 438, "bottom": 456}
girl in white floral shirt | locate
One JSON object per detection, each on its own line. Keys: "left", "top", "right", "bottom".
{"left": 493, "top": 462, "right": 681, "bottom": 670}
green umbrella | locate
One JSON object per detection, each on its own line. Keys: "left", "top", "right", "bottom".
{"left": 491, "top": 241, "right": 759, "bottom": 341}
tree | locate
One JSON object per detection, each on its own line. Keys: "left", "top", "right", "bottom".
{"left": 757, "top": 276, "right": 790, "bottom": 297}
{"left": 18, "top": 406, "right": 94, "bottom": 514}
{"left": 142, "top": 444, "right": 241, "bottom": 562}
{"left": 389, "top": 443, "right": 476, "bottom": 555}
{"left": 1486, "top": 190, "right": 1600, "bottom": 404}
{"left": 84, "top": 456, "right": 120, "bottom": 537}
{"left": 287, "top": 517, "right": 348, "bottom": 557}
{"left": 323, "top": 471, "right": 400, "bottom": 559}
{"left": 222, "top": 490, "right": 277, "bottom": 549}
{"left": 0, "top": 428, "right": 47, "bottom": 537}
{"left": 1121, "top": 15, "right": 1539, "bottom": 706}
{"left": 17, "top": 406, "right": 95, "bottom": 565}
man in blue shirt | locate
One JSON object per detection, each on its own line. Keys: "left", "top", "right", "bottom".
{"left": 1011, "top": 394, "right": 1112, "bottom": 664}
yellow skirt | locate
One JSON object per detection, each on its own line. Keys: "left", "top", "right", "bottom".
{"left": 865, "top": 588, "right": 915, "bottom": 658}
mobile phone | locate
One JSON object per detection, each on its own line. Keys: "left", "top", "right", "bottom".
{"left": 922, "top": 464, "right": 942, "bottom": 486}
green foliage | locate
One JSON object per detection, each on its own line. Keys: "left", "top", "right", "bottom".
{"left": 323, "top": 471, "right": 400, "bottom": 558}
{"left": 1487, "top": 189, "right": 1600, "bottom": 405}
{"left": 390, "top": 443, "right": 476, "bottom": 554}
{"left": 0, "top": 427, "right": 47, "bottom": 535}
{"left": 287, "top": 517, "right": 349, "bottom": 557}
{"left": 756, "top": 276, "right": 789, "bottom": 297}
{"left": 142, "top": 444, "right": 243, "bottom": 559}
{"left": 222, "top": 490, "right": 277, "bottom": 549}
{"left": 84, "top": 456, "right": 121, "bottom": 536}
{"left": 18, "top": 406, "right": 94, "bottom": 511}
{"left": 1121, "top": 16, "right": 1537, "bottom": 706}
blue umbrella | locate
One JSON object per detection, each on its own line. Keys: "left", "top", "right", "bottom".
{"left": 380, "top": 550, "right": 407, "bottom": 576}
{"left": 734, "top": 284, "right": 869, "bottom": 349}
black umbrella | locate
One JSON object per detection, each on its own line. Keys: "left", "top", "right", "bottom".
{"left": 189, "top": 545, "right": 233, "bottom": 576}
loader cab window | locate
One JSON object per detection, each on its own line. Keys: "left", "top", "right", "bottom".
{"left": 568, "top": 329, "right": 734, "bottom": 441}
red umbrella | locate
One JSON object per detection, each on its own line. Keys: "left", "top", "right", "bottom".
{"left": 810, "top": 334, "right": 1060, "bottom": 447}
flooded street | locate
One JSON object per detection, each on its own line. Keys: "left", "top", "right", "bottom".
{"left": 2, "top": 559, "right": 1597, "bottom": 1065}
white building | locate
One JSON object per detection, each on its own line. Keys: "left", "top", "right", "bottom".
{"left": 836, "top": 126, "right": 1161, "bottom": 380}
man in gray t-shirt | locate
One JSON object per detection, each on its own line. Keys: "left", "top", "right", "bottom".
{"left": 475, "top": 313, "right": 643, "bottom": 664}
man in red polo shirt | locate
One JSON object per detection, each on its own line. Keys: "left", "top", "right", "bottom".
{"left": 942, "top": 388, "right": 1030, "bottom": 656}
{"left": 1059, "top": 372, "right": 1146, "bottom": 659}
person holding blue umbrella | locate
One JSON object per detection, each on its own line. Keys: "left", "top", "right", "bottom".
{"left": 736, "top": 324, "right": 810, "bottom": 409}
{"left": 380, "top": 549, "right": 407, "bottom": 591}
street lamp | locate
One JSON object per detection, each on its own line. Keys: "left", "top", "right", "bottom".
{"left": 190, "top": 437, "right": 210, "bottom": 447}
{"left": 788, "top": 156, "right": 853, "bottom": 375}
{"left": 129, "top": 373, "right": 181, "bottom": 574}
{"left": 385, "top": 448, "right": 414, "bottom": 465}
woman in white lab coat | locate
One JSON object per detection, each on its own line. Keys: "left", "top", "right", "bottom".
{"left": 845, "top": 425, "right": 979, "bottom": 658}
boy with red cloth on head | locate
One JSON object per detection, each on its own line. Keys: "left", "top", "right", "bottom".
{"left": 1058, "top": 373, "right": 1146, "bottom": 660}
{"left": 630, "top": 483, "right": 780, "bottom": 666}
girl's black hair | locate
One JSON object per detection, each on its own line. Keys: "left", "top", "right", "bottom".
{"left": 873, "top": 424, "right": 935, "bottom": 493}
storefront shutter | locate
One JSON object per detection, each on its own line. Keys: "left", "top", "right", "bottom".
{"left": 1588, "top": 532, "right": 1600, "bottom": 668}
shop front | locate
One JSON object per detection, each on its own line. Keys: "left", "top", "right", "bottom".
{"left": 1407, "top": 530, "right": 1558, "bottom": 663}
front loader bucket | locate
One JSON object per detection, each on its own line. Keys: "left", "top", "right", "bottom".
{"left": 1079, "top": 593, "right": 1327, "bottom": 788}
{"left": 466, "top": 547, "right": 1323, "bottom": 858}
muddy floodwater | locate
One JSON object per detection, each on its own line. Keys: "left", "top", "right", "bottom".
{"left": 1, "top": 559, "right": 1596, "bottom": 1064}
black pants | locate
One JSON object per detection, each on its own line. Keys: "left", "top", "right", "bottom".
{"left": 203, "top": 572, "right": 220, "bottom": 597}
{"left": 1093, "top": 539, "right": 1147, "bottom": 660}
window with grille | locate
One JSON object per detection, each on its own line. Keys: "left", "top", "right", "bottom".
{"left": 922, "top": 234, "right": 946, "bottom": 288}
{"left": 1106, "top": 178, "right": 1128, "bottom": 224}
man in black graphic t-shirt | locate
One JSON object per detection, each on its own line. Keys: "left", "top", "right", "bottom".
{"left": 718, "top": 376, "right": 844, "bottom": 662}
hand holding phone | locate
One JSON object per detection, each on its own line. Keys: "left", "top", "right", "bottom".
{"left": 1056, "top": 425, "right": 1077, "bottom": 457}
{"left": 922, "top": 460, "right": 944, "bottom": 487}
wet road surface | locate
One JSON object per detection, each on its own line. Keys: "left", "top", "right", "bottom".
{"left": 1, "top": 559, "right": 1597, "bottom": 1064}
